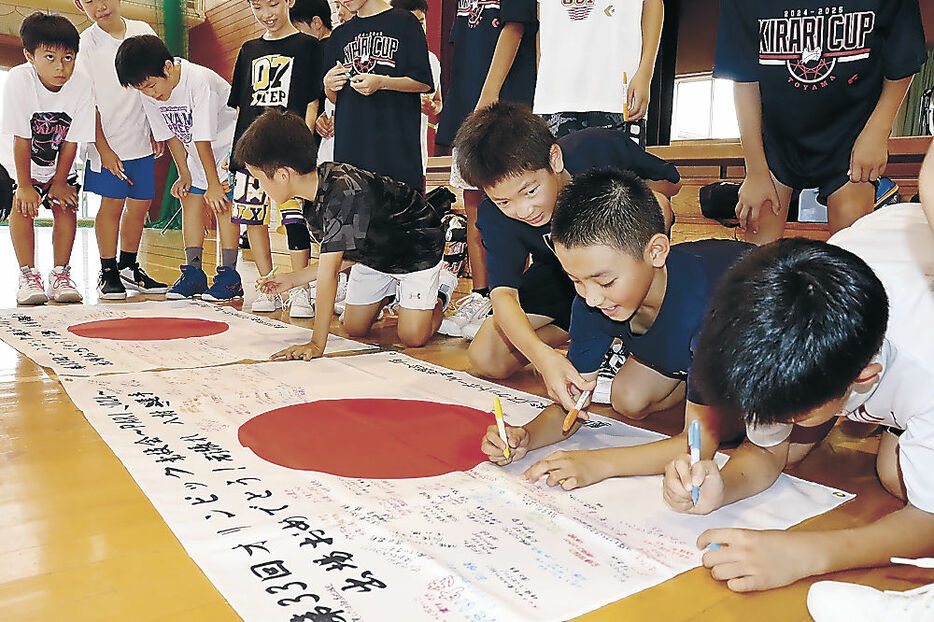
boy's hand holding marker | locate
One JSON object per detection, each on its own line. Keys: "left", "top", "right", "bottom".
{"left": 481, "top": 422, "right": 530, "bottom": 466}
{"left": 662, "top": 426, "right": 726, "bottom": 515}
{"left": 256, "top": 267, "right": 293, "bottom": 295}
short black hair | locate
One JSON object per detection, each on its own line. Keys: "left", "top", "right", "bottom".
{"left": 20, "top": 12, "right": 79, "bottom": 55}
{"left": 290, "top": 0, "right": 332, "bottom": 30}
{"left": 453, "top": 101, "right": 556, "bottom": 190}
{"left": 115, "top": 35, "right": 172, "bottom": 88}
{"left": 692, "top": 238, "right": 889, "bottom": 426}
{"left": 551, "top": 169, "right": 665, "bottom": 258}
{"left": 391, "top": 0, "right": 429, "bottom": 12}
{"left": 233, "top": 109, "right": 318, "bottom": 177}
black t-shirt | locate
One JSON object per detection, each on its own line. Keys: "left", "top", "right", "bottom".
{"left": 477, "top": 127, "right": 682, "bottom": 291}
{"left": 714, "top": 0, "right": 926, "bottom": 183}
{"left": 304, "top": 162, "right": 445, "bottom": 274}
{"left": 567, "top": 240, "right": 753, "bottom": 405}
{"left": 325, "top": 9, "right": 433, "bottom": 191}
{"left": 228, "top": 32, "right": 322, "bottom": 169}
{"left": 435, "top": 0, "right": 538, "bottom": 147}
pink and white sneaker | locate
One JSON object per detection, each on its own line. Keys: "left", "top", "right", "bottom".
{"left": 17, "top": 266, "right": 47, "bottom": 305}
{"left": 47, "top": 265, "right": 82, "bottom": 303}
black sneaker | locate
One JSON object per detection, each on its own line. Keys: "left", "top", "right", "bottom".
{"left": 98, "top": 267, "right": 127, "bottom": 300}
{"left": 120, "top": 263, "right": 169, "bottom": 294}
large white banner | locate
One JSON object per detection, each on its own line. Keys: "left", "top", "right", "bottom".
{"left": 61, "top": 353, "right": 853, "bottom": 622}
{"left": 0, "top": 300, "right": 370, "bottom": 376}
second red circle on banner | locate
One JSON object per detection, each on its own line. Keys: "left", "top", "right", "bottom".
{"left": 68, "top": 317, "right": 229, "bottom": 341}
{"left": 238, "top": 398, "right": 492, "bottom": 479}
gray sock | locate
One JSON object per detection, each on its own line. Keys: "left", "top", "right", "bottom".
{"left": 221, "top": 248, "right": 238, "bottom": 269}
{"left": 185, "top": 247, "right": 203, "bottom": 271}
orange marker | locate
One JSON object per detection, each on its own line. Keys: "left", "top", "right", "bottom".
{"left": 622, "top": 71, "right": 629, "bottom": 122}
{"left": 561, "top": 390, "right": 591, "bottom": 433}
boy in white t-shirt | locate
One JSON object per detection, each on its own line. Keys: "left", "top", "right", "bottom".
{"left": 115, "top": 34, "right": 243, "bottom": 302}
{"left": 535, "top": 0, "right": 663, "bottom": 145}
{"left": 76, "top": 0, "right": 167, "bottom": 300}
{"left": 1, "top": 13, "right": 94, "bottom": 305}
{"left": 663, "top": 204, "right": 934, "bottom": 596}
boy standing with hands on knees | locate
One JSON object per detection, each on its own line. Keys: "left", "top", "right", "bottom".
{"left": 481, "top": 170, "right": 748, "bottom": 491}
{"left": 663, "top": 205, "right": 934, "bottom": 599}
{"left": 3, "top": 13, "right": 93, "bottom": 305}
{"left": 228, "top": 0, "right": 322, "bottom": 316}
{"left": 76, "top": 0, "right": 167, "bottom": 300}
{"left": 236, "top": 110, "right": 456, "bottom": 358}
{"left": 116, "top": 35, "right": 243, "bottom": 302}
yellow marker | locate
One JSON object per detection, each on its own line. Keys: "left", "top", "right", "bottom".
{"left": 622, "top": 71, "right": 629, "bottom": 122}
{"left": 493, "top": 396, "right": 510, "bottom": 460}
{"left": 256, "top": 265, "right": 278, "bottom": 292}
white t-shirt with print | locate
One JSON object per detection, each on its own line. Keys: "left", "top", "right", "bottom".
{"left": 141, "top": 58, "right": 237, "bottom": 191}
{"left": 78, "top": 18, "right": 156, "bottom": 170}
{"left": 534, "top": 0, "right": 645, "bottom": 115}
{"left": 746, "top": 204, "right": 934, "bottom": 513}
{"left": 0, "top": 63, "right": 95, "bottom": 183}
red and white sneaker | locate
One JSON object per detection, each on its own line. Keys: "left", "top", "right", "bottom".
{"left": 47, "top": 265, "right": 83, "bottom": 303}
{"left": 17, "top": 266, "right": 47, "bottom": 305}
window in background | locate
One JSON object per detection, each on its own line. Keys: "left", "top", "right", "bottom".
{"left": 671, "top": 74, "right": 740, "bottom": 140}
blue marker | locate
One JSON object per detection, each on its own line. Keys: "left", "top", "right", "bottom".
{"left": 688, "top": 419, "right": 701, "bottom": 505}
{"left": 708, "top": 543, "right": 721, "bottom": 551}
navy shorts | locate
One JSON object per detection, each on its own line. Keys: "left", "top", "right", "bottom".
{"left": 84, "top": 155, "right": 155, "bottom": 201}
{"left": 516, "top": 260, "right": 577, "bottom": 332}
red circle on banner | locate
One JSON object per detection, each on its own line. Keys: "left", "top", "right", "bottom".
{"left": 67, "top": 317, "right": 230, "bottom": 341}
{"left": 238, "top": 398, "right": 491, "bottom": 478}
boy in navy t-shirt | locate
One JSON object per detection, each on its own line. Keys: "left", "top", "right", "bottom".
{"left": 454, "top": 102, "right": 681, "bottom": 411}
{"left": 480, "top": 169, "right": 750, "bottom": 492}
{"left": 323, "top": 0, "right": 433, "bottom": 192}
{"left": 715, "top": 0, "right": 926, "bottom": 243}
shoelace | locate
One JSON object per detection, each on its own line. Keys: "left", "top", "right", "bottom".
{"left": 23, "top": 271, "right": 43, "bottom": 290}
{"left": 283, "top": 289, "right": 307, "bottom": 309}
{"left": 450, "top": 293, "right": 488, "bottom": 320}
{"left": 52, "top": 269, "right": 75, "bottom": 290}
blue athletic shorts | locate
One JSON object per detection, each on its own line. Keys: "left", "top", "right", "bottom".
{"left": 83, "top": 155, "right": 155, "bottom": 200}
{"left": 189, "top": 184, "right": 234, "bottom": 201}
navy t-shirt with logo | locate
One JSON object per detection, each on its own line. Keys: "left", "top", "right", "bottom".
{"left": 435, "top": 0, "right": 538, "bottom": 147}
{"left": 325, "top": 9, "right": 434, "bottom": 191}
{"left": 228, "top": 32, "right": 322, "bottom": 170}
{"left": 568, "top": 240, "right": 753, "bottom": 406}
{"left": 477, "top": 127, "right": 682, "bottom": 291}
{"left": 714, "top": 0, "right": 925, "bottom": 185}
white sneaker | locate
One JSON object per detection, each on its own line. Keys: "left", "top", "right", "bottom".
{"left": 17, "top": 266, "right": 48, "bottom": 305}
{"left": 286, "top": 286, "right": 315, "bottom": 319}
{"left": 47, "top": 265, "right": 82, "bottom": 303}
{"left": 309, "top": 272, "right": 348, "bottom": 315}
{"left": 251, "top": 291, "right": 283, "bottom": 313}
{"left": 439, "top": 291, "right": 492, "bottom": 337}
{"left": 808, "top": 567, "right": 934, "bottom": 622}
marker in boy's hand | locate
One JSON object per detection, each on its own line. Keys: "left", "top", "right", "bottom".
{"left": 256, "top": 268, "right": 293, "bottom": 295}
{"left": 324, "top": 61, "right": 350, "bottom": 93}
{"left": 480, "top": 423, "right": 529, "bottom": 465}
{"left": 662, "top": 451, "right": 726, "bottom": 515}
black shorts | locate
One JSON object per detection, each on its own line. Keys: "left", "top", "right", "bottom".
{"left": 764, "top": 139, "right": 849, "bottom": 205}
{"left": 516, "top": 260, "right": 577, "bottom": 332}
{"left": 540, "top": 111, "right": 647, "bottom": 148}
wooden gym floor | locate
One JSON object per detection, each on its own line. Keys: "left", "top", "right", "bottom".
{"left": 1, "top": 218, "right": 932, "bottom": 622}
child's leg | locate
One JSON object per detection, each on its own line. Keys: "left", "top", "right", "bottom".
{"left": 95, "top": 197, "right": 126, "bottom": 259}
{"left": 50, "top": 203, "right": 77, "bottom": 267}
{"left": 463, "top": 189, "right": 487, "bottom": 292}
{"left": 392, "top": 263, "right": 453, "bottom": 347}
{"left": 395, "top": 306, "right": 444, "bottom": 347}
{"left": 342, "top": 302, "right": 387, "bottom": 338}
{"left": 825, "top": 181, "right": 874, "bottom": 234}
{"left": 876, "top": 427, "right": 907, "bottom": 502}
{"left": 340, "top": 263, "right": 397, "bottom": 337}
{"left": 609, "top": 358, "right": 684, "bottom": 420}
{"left": 119, "top": 198, "right": 151, "bottom": 255}
{"left": 468, "top": 315, "right": 569, "bottom": 379}
{"left": 216, "top": 208, "right": 241, "bottom": 266}
{"left": 246, "top": 224, "right": 273, "bottom": 274}
{"left": 741, "top": 172, "right": 795, "bottom": 245}
{"left": 9, "top": 209, "right": 36, "bottom": 267}
{"left": 181, "top": 193, "right": 206, "bottom": 252}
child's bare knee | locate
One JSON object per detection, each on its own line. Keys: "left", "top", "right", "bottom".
{"left": 467, "top": 341, "right": 511, "bottom": 379}
{"left": 397, "top": 324, "right": 431, "bottom": 348}
{"left": 341, "top": 317, "right": 371, "bottom": 338}
{"left": 610, "top": 390, "right": 653, "bottom": 420}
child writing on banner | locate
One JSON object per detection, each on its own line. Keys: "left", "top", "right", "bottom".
{"left": 435, "top": 0, "right": 537, "bottom": 338}
{"left": 662, "top": 204, "right": 934, "bottom": 594}
{"left": 480, "top": 169, "right": 750, "bottom": 491}
{"left": 454, "top": 103, "right": 680, "bottom": 409}
{"left": 2, "top": 12, "right": 93, "bottom": 305}
{"left": 715, "top": 0, "right": 926, "bottom": 243}
{"left": 323, "top": 0, "right": 433, "bottom": 192}
{"left": 228, "top": 0, "right": 322, "bottom": 317}
{"left": 236, "top": 110, "right": 457, "bottom": 358}
{"left": 115, "top": 35, "right": 243, "bottom": 302}
{"left": 75, "top": 0, "right": 168, "bottom": 300}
